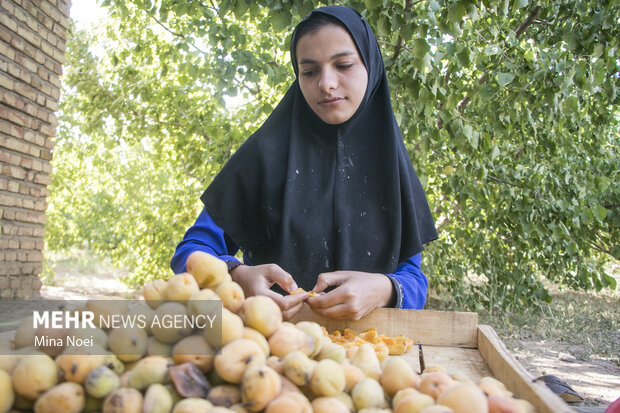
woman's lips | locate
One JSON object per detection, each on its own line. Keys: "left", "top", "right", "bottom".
{"left": 319, "top": 97, "right": 344, "bottom": 105}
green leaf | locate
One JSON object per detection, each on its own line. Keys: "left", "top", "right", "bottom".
{"left": 497, "top": 73, "right": 516, "bottom": 86}
{"left": 514, "top": 0, "right": 529, "bottom": 9}
{"left": 484, "top": 45, "right": 502, "bottom": 56}
{"left": 270, "top": 9, "right": 291, "bottom": 32}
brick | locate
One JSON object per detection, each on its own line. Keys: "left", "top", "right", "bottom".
{"left": 18, "top": 225, "right": 34, "bottom": 236}
{"left": 19, "top": 183, "right": 30, "bottom": 194}
{"left": 15, "top": 52, "right": 38, "bottom": 74}
{"left": 10, "top": 34, "right": 26, "bottom": 52}
{"left": 32, "top": 226, "right": 44, "bottom": 237}
{"left": 8, "top": 180, "right": 20, "bottom": 192}
{"left": 1, "top": 164, "right": 26, "bottom": 179}
{"left": 0, "top": 41, "right": 16, "bottom": 60}
{"left": 0, "top": 134, "right": 31, "bottom": 155}
{"left": 39, "top": 0, "right": 52, "bottom": 17}
{"left": 28, "top": 250, "right": 43, "bottom": 262}
{"left": 0, "top": 72, "right": 14, "bottom": 89}
{"left": 40, "top": 123, "right": 55, "bottom": 137}
{"left": 39, "top": 148, "right": 51, "bottom": 160}
{"left": 33, "top": 172, "right": 50, "bottom": 185}
{"left": 20, "top": 239, "right": 35, "bottom": 249}
{"left": 0, "top": 9, "right": 18, "bottom": 32}
{"left": 0, "top": 277, "right": 7, "bottom": 289}
{"left": 4, "top": 251, "right": 17, "bottom": 261}
{"left": 0, "top": 92, "right": 17, "bottom": 109}
{"left": 13, "top": 82, "right": 37, "bottom": 102}
{"left": 44, "top": 97, "right": 58, "bottom": 111}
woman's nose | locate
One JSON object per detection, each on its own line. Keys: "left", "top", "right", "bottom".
{"left": 319, "top": 69, "right": 337, "bottom": 92}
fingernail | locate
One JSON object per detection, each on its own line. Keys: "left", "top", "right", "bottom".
{"left": 290, "top": 283, "right": 298, "bottom": 292}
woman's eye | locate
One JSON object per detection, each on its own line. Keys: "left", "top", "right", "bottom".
{"left": 301, "top": 70, "right": 316, "bottom": 77}
{"left": 337, "top": 63, "right": 354, "bottom": 70}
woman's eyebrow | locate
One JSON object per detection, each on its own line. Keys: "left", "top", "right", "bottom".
{"left": 298, "top": 50, "right": 356, "bottom": 65}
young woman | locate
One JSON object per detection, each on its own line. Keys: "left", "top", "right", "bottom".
{"left": 171, "top": 6, "right": 437, "bottom": 320}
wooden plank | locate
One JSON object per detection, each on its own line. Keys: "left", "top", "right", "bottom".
{"left": 422, "top": 345, "right": 493, "bottom": 380}
{"left": 477, "top": 324, "right": 575, "bottom": 413}
{"left": 290, "top": 305, "right": 479, "bottom": 348}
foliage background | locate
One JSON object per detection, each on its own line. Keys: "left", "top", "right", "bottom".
{"left": 46, "top": 0, "right": 619, "bottom": 311}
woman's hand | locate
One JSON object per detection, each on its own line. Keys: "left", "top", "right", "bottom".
{"left": 230, "top": 264, "right": 308, "bottom": 320}
{"left": 306, "top": 271, "right": 394, "bottom": 320}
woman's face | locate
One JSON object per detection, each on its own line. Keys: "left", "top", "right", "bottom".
{"left": 296, "top": 23, "right": 368, "bottom": 125}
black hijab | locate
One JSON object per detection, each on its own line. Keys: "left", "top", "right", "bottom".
{"left": 201, "top": 6, "right": 437, "bottom": 291}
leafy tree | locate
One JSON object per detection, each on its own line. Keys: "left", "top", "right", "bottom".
{"left": 47, "top": 0, "right": 619, "bottom": 310}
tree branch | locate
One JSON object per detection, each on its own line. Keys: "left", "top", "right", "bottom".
{"left": 393, "top": 0, "right": 414, "bottom": 61}
{"left": 457, "top": 6, "right": 541, "bottom": 113}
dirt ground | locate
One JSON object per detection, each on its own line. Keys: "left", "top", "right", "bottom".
{"left": 40, "top": 269, "right": 619, "bottom": 412}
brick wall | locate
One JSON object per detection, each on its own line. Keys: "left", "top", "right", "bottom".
{"left": 0, "top": 0, "right": 70, "bottom": 298}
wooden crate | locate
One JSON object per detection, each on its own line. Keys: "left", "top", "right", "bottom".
{"left": 291, "top": 306, "right": 574, "bottom": 413}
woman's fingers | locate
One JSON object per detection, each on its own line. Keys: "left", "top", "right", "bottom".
{"left": 264, "top": 264, "right": 299, "bottom": 293}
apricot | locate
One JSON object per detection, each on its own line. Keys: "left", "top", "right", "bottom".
{"left": 393, "top": 393, "right": 435, "bottom": 413}
{"left": 86, "top": 298, "right": 129, "bottom": 330}
{"left": 283, "top": 350, "right": 317, "bottom": 387}
{"left": 436, "top": 382, "right": 489, "bottom": 413}
{"left": 126, "top": 303, "right": 156, "bottom": 335}
{"left": 268, "top": 323, "right": 315, "bottom": 358}
{"left": 146, "top": 336, "right": 173, "bottom": 357}
{"left": 143, "top": 383, "right": 174, "bottom": 413}
{"left": 243, "top": 327, "right": 270, "bottom": 357}
{"left": 34, "top": 325, "right": 68, "bottom": 357}
{"left": 69, "top": 325, "right": 108, "bottom": 350}
{"left": 186, "top": 250, "right": 229, "bottom": 288}
{"left": 393, "top": 387, "right": 422, "bottom": 407}
{"left": 478, "top": 376, "right": 512, "bottom": 398}
{"left": 151, "top": 302, "right": 193, "bottom": 344}
{"left": 169, "top": 362, "right": 210, "bottom": 398}
{"left": 238, "top": 296, "right": 282, "bottom": 338}
{"left": 85, "top": 365, "right": 120, "bottom": 399}
{"left": 311, "top": 396, "right": 350, "bottom": 413}
{"left": 334, "top": 391, "right": 355, "bottom": 411}
{"left": 55, "top": 345, "right": 107, "bottom": 383}
{"left": 102, "top": 387, "right": 143, "bottom": 413}
{"left": 351, "top": 342, "right": 382, "bottom": 381}
{"left": 127, "top": 356, "right": 170, "bottom": 390}
{"left": 166, "top": 272, "right": 200, "bottom": 304}
{"left": 107, "top": 327, "right": 148, "bottom": 362}
{"left": 214, "top": 339, "right": 266, "bottom": 384}
{"left": 12, "top": 353, "right": 59, "bottom": 399}
{"left": 33, "top": 382, "right": 85, "bottom": 413}
{"left": 515, "top": 399, "right": 536, "bottom": 413}
{"left": 0, "top": 369, "right": 14, "bottom": 413}
{"left": 215, "top": 280, "right": 245, "bottom": 313}
{"left": 487, "top": 395, "right": 521, "bottom": 413}
{"left": 13, "top": 315, "right": 36, "bottom": 349}
{"left": 342, "top": 361, "right": 365, "bottom": 392}
{"left": 267, "top": 355, "right": 285, "bottom": 375}
{"left": 220, "top": 308, "right": 245, "bottom": 347}
{"left": 317, "top": 341, "right": 346, "bottom": 363}
{"left": 240, "top": 364, "right": 281, "bottom": 412}
{"left": 265, "top": 392, "right": 312, "bottom": 413}
{"left": 420, "top": 406, "right": 455, "bottom": 413}
{"left": 351, "top": 377, "right": 388, "bottom": 411}
{"left": 171, "top": 398, "right": 214, "bottom": 413}
{"left": 380, "top": 356, "right": 421, "bottom": 397}
{"left": 186, "top": 288, "right": 221, "bottom": 318}
{"left": 310, "top": 358, "right": 346, "bottom": 397}
{"left": 208, "top": 384, "right": 241, "bottom": 407}
{"left": 419, "top": 371, "right": 456, "bottom": 400}
{"left": 143, "top": 279, "right": 169, "bottom": 309}
{"left": 0, "top": 354, "right": 17, "bottom": 374}
{"left": 172, "top": 335, "right": 215, "bottom": 372}
{"left": 295, "top": 321, "right": 325, "bottom": 358}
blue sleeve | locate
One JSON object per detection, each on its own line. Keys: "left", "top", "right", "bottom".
{"left": 385, "top": 253, "right": 428, "bottom": 309}
{"left": 170, "top": 208, "right": 241, "bottom": 274}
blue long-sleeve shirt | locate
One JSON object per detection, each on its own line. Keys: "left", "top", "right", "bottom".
{"left": 171, "top": 208, "right": 428, "bottom": 309}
